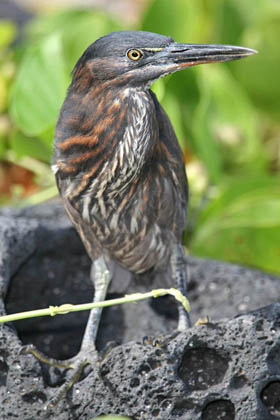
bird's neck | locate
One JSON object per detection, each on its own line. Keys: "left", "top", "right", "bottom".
{"left": 110, "top": 87, "right": 157, "bottom": 187}
{"left": 54, "top": 85, "right": 158, "bottom": 207}
{"left": 98, "top": 87, "right": 158, "bottom": 200}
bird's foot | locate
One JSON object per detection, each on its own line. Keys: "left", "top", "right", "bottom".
{"left": 194, "top": 316, "right": 210, "bottom": 326}
{"left": 20, "top": 344, "right": 97, "bottom": 408}
{"left": 20, "top": 344, "right": 77, "bottom": 370}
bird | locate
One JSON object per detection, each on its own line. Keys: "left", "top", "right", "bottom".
{"left": 27, "top": 30, "right": 256, "bottom": 404}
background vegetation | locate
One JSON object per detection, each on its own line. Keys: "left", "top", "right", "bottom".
{"left": 0, "top": 0, "right": 279, "bottom": 274}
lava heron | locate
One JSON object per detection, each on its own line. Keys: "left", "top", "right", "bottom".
{"left": 27, "top": 30, "right": 256, "bottom": 403}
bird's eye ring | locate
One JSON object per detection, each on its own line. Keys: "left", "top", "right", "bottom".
{"left": 127, "top": 49, "right": 143, "bottom": 61}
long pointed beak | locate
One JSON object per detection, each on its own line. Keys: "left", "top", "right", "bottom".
{"left": 163, "top": 42, "right": 257, "bottom": 69}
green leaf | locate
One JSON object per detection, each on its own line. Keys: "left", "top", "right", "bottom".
{"left": 141, "top": 0, "right": 210, "bottom": 41}
{"left": 229, "top": 1, "right": 280, "bottom": 118}
{"left": 0, "top": 73, "right": 8, "bottom": 111}
{"left": 20, "top": 184, "right": 58, "bottom": 206}
{"left": 191, "top": 176, "right": 280, "bottom": 274}
{"left": 0, "top": 20, "right": 16, "bottom": 48}
{"left": 191, "top": 78, "right": 223, "bottom": 183}
{"left": 160, "top": 90, "right": 186, "bottom": 149}
{"left": 9, "top": 130, "right": 52, "bottom": 163}
{"left": 0, "top": 135, "right": 6, "bottom": 158}
{"left": 10, "top": 33, "right": 70, "bottom": 136}
{"left": 27, "top": 9, "right": 123, "bottom": 73}
{"left": 198, "top": 63, "right": 263, "bottom": 168}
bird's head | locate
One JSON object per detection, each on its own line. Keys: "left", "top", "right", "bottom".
{"left": 72, "top": 30, "right": 256, "bottom": 90}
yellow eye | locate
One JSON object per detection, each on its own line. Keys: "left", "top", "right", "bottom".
{"left": 127, "top": 49, "right": 143, "bottom": 61}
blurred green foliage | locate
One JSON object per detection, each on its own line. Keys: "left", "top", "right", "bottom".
{"left": 0, "top": 0, "right": 280, "bottom": 274}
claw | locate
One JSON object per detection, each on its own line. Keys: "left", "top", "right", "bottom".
{"left": 48, "top": 359, "right": 90, "bottom": 408}
{"left": 20, "top": 344, "right": 75, "bottom": 370}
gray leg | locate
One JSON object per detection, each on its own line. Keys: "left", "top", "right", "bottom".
{"left": 49, "top": 256, "right": 112, "bottom": 406}
{"left": 22, "top": 256, "right": 112, "bottom": 407}
{"left": 171, "top": 244, "right": 191, "bottom": 330}
{"left": 80, "top": 256, "right": 111, "bottom": 353}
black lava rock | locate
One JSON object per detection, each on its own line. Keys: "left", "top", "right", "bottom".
{"left": 0, "top": 201, "right": 280, "bottom": 420}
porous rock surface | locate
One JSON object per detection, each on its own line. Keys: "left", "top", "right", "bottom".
{"left": 0, "top": 201, "right": 280, "bottom": 420}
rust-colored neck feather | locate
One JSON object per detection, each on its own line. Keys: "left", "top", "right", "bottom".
{"left": 53, "top": 82, "right": 159, "bottom": 213}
